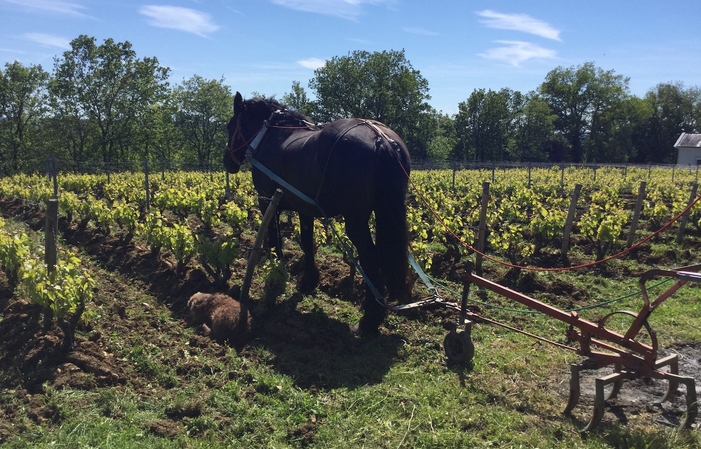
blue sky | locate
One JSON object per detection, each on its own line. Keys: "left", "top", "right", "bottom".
{"left": 2, "top": 0, "right": 700, "bottom": 114}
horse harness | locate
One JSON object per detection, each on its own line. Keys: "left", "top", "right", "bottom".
{"left": 228, "top": 112, "right": 403, "bottom": 206}
{"left": 227, "top": 112, "right": 409, "bottom": 306}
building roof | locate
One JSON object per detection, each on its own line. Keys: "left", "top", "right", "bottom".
{"left": 674, "top": 133, "right": 701, "bottom": 149}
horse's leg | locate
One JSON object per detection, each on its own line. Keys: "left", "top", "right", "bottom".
{"left": 345, "top": 217, "right": 386, "bottom": 334}
{"left": 271, "top": 210, "right": 283, "bottom": 258}
{"left": 297, "top": 214, "right": 319, "bottom": 292}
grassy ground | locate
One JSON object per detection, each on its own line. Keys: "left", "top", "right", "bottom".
{"left": 1, "top": 202, "right": 701, "bottom": 448}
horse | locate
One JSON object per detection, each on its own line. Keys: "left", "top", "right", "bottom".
{"left": 224, "top": 92, "right": 411, "bottom": 334}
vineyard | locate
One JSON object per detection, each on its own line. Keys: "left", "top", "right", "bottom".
{"left": 1, "top": 165, "right": 701, "bottom": 447}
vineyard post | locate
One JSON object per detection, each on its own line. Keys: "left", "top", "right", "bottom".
{"left": 240, "top": 189, "right": 284, "bottom": 304}
{"left": 225, "top": 171, "right": 231, "bottom": 199}
{"left": 451, "top": 162, "right": 456, "bottom": 191}
{"left": 527, "top": 162, "right": 532, "bottom": 189}
{"left": 43, "top": 198, "right": 58, "bottom": 327}
{"left": 143, "top": 159, "right": 150, "bottom": 211}
{"left": 160, "top": 156, "right": 165, "bottom": 181}
{"left": 491, "top": 161, "right": 496, "bottom": 183}
{"left": 676, "top": 182, "right": 698, "bottom": 244}
{"left": 593, "top": 166, "right": 597, "bottom": 182}
{"left": 672, "top": 165, "right": 676, "bottom": 183}
{"left": 560, "top": 164, "right": 565, "bottom": 190}
{"left": 561, "top": 184, "right": 582, "bottom": 260}
{"left": 50, "top": 157, "right": 58, "bottom": 199}
{"left": 475, "top": 181, "right": 490, "bottom": 274}
{"left": 627, "top": 181, "right": 647, "bottom": 247}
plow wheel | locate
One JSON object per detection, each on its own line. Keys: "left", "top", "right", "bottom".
{"left": 444, "top": 322, "right": 474, "bottom": 365}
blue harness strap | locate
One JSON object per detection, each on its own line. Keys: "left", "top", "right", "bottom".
{"left": 247, "top": 156, "right": 316, "bottom": 207}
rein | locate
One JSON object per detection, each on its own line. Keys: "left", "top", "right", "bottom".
{"left": 226, "top": 115, "right": 259, "bottom": 166}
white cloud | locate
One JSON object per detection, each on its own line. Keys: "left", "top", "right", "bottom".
{"left": 139, "top": 5, "right": 220, "bottom": 37}
{"left": 3, "top": 0, "right": 87, "bottom": 17}
{"left": 22, "top": 33, "right": 71, "bottom": 49}
{"left": 297, "top": 58, "right": 326, "bottom": 69}
{"left": 271, "top": 0, "right": 391, "bottom": 20}
{"left": 403, "top": 27, "right": 441, "bottom": 37}
{"left": 477, "top": 10, "right": 561, "bottom": 41}
{"left": 478, "top": 41, "right": 556, "bottom": 66}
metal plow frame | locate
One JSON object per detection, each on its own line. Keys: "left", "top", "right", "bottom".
{"left": 456, "top": 262, "right": 701, "bottom": 432}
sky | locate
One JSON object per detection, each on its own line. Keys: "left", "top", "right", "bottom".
{"left": 1, "top": 0, "right": 701, "bottom": 115}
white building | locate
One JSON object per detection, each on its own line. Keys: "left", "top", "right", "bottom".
{"left": 675, "top": 133, "right": 701, "bottom": 165}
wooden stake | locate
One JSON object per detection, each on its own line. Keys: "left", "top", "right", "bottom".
{"left": 240, "top": 189, "right": 284, "bottom": 303}
{"left": 561, "top": 184, "right": 582, "bottom": 260}
{"left": 676, "top": 182, "right": 698, "bottom": 244}
{"left": 475, "top": 182, "right": 490, "bottom": 274}
{"left": 627, "top": 182, "right": 646, "bottom": 247}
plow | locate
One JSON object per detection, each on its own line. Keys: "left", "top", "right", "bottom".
{"left": 436, "top": 261, "right": 701, "bottom": 432}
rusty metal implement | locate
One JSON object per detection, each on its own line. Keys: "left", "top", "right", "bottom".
{"left": 455, "top": 262, "right": 701, "bottom": 432}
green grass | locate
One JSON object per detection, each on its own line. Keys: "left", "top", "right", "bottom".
{"left": 2, "top": 222, "right": 701, "bottom": 448}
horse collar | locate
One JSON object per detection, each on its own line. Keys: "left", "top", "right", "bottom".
{"left": 245, "top": 111, "right": 277, "bottom": 159}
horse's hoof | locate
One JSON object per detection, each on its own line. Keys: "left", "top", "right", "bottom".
{"left": 296, "top": 279, "right": 318, "bottom": 294}
{"left": 351, "top": 320, "right": 380, "bottom": 337}
{"left": 297, "top": 272, "right": 320, "bottom": 293}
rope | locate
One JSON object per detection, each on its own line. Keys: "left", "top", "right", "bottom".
{"left": 398, "top": 161, "right": 701, "bottom": 272}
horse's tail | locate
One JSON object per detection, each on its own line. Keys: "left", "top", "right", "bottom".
{"left": 375, "top": 140, "right": 411, "bottom": 303}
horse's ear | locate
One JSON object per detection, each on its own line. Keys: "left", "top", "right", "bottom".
{"left": 233, "top": 91, "right": 243, "bottom": 113}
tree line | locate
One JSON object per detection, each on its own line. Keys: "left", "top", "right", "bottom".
{"left": 1, "top": 35, "right": 700, "bottom": 176}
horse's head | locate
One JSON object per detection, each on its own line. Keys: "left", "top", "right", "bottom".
{"left": 224, "top": 92, "right": 273, "bottom": 174}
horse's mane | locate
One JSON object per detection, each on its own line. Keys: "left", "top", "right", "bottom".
{"left": 246, "top": 96, "right": 312, "bottom": 123}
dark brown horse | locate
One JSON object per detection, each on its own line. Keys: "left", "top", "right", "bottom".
{"left": 224, "top": 92, "right": 411, "bottom": 333}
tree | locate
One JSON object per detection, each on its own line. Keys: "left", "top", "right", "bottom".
{"left": 425, "top": 111, "right": 456, "bottom": 162}
{"left": 632, "top": 82, "right": 701, "bottom": 163}
{"left": 454, "top": 88, "right": 519, "bottom": 162}
{"left": 51, "top": 35, "right": 170, "bottom": 166}
{"left": 171, "top": 75, "right": 232, "bottom": 167}
{"left": 46, "top": 76, "right": 98, "bottom": 168}
{"left": 539, "top": 62, "right": 630, "bottom": 163}
{"left": 0, "top": 61, "right": 49, "bottom": 173}
{"left": 282, "top": 81, "right": 315, "bottom": 117}
{"left": 511, "top": 94, "right": 560, "bottom": 162}
{"left": 308, "top": 49, "right": 432, "bottom": 159}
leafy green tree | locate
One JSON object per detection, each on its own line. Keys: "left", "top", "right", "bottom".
{"left": 454, "top": 88, "right": 519, "bottom": 162}
{"left": 308, "top": 49, "right": 432, "bottom": 158}
{"left": 539, "top": 62, "right": 630, "bottom": 163}
{"left": 511, "top": 94, "right": 559, "bottom": 162}
{"left": 632, "top": 82, "right": 701, "bottom": 163}
{"left": 425, "top": 111, "right": 456, "bottom": 162}
{"left": 0, "top": 61, "right": 49, "bottom": 173}
{"left": 51, "top": 35, "right": 170, "bottom": 165}
{"left": 171, "top": 75, "right": 233, "bottom": 167}
{"left": 282, "top": 81, "right": 315, "bottom": 117}
{"left": 46, "top": 75, "right": 99, "bottom": 168}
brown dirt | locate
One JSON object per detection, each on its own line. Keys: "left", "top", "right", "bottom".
{"left": 0, "top": 197, "right": 401, "bottom": 440}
